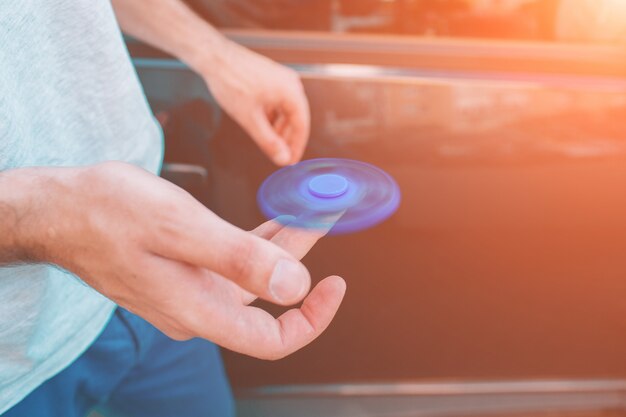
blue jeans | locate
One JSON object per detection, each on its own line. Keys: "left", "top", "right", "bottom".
{"left": 4, "top": 308, "right": 235, "bottom": 417}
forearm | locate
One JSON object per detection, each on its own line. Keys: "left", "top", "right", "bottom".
{"left": 0, "top": 169, "right": 41, "bottom": 264}
{"left": 111, "top": 0, "right": 225, "bottom": 76}
{"left": 0, "top": 167, "right": 71, "bottom": 265}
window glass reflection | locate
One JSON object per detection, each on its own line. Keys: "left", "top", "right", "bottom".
{"left": 187, "top": 0, "right": 626, "bottom": 43}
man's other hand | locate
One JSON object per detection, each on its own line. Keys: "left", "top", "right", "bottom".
{"left": 200, "top": 39, "right": 310, "bottom": 166}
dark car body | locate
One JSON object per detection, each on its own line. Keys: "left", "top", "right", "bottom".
{"left": 130, "top": 20, "right": 626, "bottom": 416}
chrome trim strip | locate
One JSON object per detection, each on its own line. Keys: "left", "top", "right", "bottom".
{"left": 240, "top": 379, "right": 626, "bottom": 398}
{"left": 133, "top": 58, "right": 626, "bottom": 91}
{"left": 161, "top": 163, "right": 208, "bottom": 180}
{"left": 133, "top": 58, "right": 188, "bottom": 71}
{"left": 129, "top": 30, "right": 626, "bottom": 76}
{"left": 221, "top": 29, "right": 626, "bottom": 77}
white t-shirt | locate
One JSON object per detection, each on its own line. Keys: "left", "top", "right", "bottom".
{"left": 0, "top": 0, "right": 163, "bottom": 412}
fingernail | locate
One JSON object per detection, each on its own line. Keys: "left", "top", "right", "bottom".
{"left": 274, "top": 147, "right": 291, "bottom": 165}
{"left": 270, "top": 259, "right": 307, "bottom": 303}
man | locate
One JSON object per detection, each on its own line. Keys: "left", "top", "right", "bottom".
{"left": 0, "top": 1, "right": 347, "bottom": 416}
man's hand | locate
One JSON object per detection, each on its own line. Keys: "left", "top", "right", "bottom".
{"left": 111, "top": 0, "right": 311, "bottom": 166}
{"left": 11, "top": 162, "right": 345, "bottom": 360}
{"left": 200, "top": 39, "right": 310, "bottom": 166}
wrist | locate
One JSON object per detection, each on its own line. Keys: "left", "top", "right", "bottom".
{"left": 180, "top": 22, "right": 232, "bottom": 79}
{"left": 0, "top": 167, "right": 78, "bottom": 264}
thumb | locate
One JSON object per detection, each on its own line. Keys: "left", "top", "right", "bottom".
{"left": 160, "top": 212, "right": 311, "bottom": 305}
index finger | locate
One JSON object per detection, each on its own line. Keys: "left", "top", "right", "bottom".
{"left": 270, "top": 210, "right": 343, "bottom": 260}
{"left": 283, "top": 85, "right": 310, "bottom": 164}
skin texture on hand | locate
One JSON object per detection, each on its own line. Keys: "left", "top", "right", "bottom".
{"left": 20, "top": 162, "right": 345, "bottom": 360}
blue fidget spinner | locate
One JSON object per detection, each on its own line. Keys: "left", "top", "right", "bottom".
{"left": 257, "top": 158, "right": 401, "bottom": 234}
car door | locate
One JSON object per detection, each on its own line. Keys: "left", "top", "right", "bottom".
{"left": 129, "top": 2, "right": 626, "bottom": 415}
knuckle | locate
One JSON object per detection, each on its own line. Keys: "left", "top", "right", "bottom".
{"left": 226, "top": 238, "right": 258, "bottom": 282}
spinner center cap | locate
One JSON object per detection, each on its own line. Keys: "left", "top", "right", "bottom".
{"left": 307, "top": 174, "right": 349, "bottom": 198}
